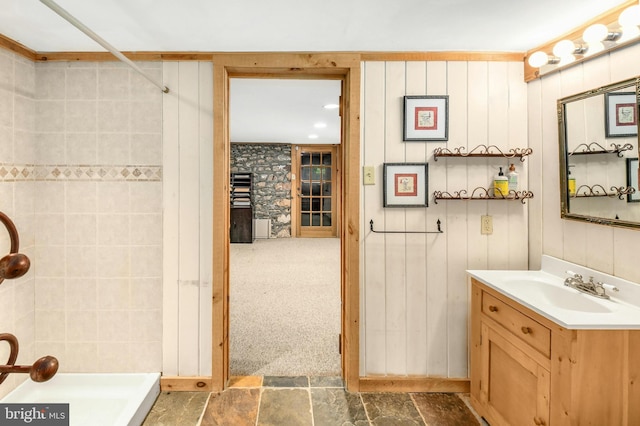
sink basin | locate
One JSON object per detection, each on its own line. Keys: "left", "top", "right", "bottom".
{"left": 502, "top": 278, "right": 612, "bottom": 313}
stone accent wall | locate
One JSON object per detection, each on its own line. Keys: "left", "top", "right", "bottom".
{"left": 231, "top": 143, "right": 292, "bottom": 238}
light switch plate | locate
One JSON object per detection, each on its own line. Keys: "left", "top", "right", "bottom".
{"left": 363, "top": 166, "right": 375, "bottom": 185}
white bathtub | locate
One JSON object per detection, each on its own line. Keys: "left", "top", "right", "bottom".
{"left": 1, "top": 373, "right": 160, "bottom": 426}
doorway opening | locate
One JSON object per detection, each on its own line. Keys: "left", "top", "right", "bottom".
{"left": 212, "top": 54, "right": 361, "bottom": 391}
{"left": 228, "top": 78, "right": 342, "bottom": 377}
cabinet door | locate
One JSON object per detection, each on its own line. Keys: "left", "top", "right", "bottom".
{"left": 480, "top": 323, "right": 550, "bottom": 426}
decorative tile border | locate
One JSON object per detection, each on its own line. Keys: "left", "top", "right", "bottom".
{"left": 0, "top": 164, "right": 162, "bottom": 182}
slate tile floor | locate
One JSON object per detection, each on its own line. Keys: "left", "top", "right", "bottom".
{"left": 144, "top": 376, "right": 482, "bottom": 425}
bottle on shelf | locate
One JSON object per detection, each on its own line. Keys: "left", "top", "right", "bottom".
{"left": 493, "top": 167, "right": 508, "bottom": 198}
{"left": 507, "top": 163, "right": 518, "bottom": 193}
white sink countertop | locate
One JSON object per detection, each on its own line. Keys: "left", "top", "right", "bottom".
{"left": 468, "top": 255, "right": 640, "bottom": 330}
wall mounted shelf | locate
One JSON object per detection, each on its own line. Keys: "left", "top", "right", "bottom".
{"left": 433, "top": 145, "right": 533, "bottom": 162}
{"left": 433, "top": 188, "right": 534, "bottom": 204}
{"left": 571, "top": 184, "right": 635, "bottom": 200}
{"left": 568, "top": 142, "right": 634, "bottom": 158}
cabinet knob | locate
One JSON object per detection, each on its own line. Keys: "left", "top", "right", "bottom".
{"left": 488, "top": 305, "right": 498, "bottom": 312}
{"left": 521, "top": 326, "right": 532, "bottom": 334}
{"left": 533, "top": 417, "right": 545, "bottom": 425}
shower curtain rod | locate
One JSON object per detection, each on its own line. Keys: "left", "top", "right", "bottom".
{"left": 39, "top": 0, "right": 169, "bottom": 93}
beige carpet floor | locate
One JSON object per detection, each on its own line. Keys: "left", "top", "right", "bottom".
{"left": 229, "top": 238, "right": 341, "bottom": 376}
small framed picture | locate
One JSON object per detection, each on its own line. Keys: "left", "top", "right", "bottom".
{"left": 383, "top": 163, "right": 429, "bottom": 207}
{"left": 403, "top": 95, "right": 449, "bottom": 141}
{"left": 605, "top": 92, "right": 638, "bottom": 138}
{"left": 626, "top": 158, "right": 639, "bottom": 202}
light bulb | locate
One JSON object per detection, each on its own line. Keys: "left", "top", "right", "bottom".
{"left": 619, "top": 25, "right": 640, "bottom": 42}
{"left": 585, "top": 41, "right": 605, "bottom": 56}
{"left": 553, "top": 40, "right": 576, "bottom": 57}
{"left": 583, "top": 24, "right": 609, "bottom": 43}
{"left": 619, "top": 5, "right": 640, "bottom": 27}
{"left": 528, "top": 51, "right": 549, "bottom": 67}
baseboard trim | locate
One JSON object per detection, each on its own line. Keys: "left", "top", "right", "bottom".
{"left": 359, "top": 376, "right": 470, "bottom": 393}
{"left": 160, "top": 376, "right": 212, "bottom": 392}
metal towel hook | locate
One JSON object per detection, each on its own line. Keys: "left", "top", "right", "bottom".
{"left": 0, "top": 211, "right": 31, "bottom": 285}
{"left": 0, "top": 333, "right": 59, "bottom": 385}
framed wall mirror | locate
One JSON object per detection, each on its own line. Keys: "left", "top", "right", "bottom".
{"left": 558, "top": 76, "right": 640, "bottom": 229}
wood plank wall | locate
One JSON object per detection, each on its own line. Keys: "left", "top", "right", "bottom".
{"left": 527, "top": 43, "right": 640, "bottom": 283}
{"left": 361, "top": 60, "right": 528, "bottom": 377}
{"left": 162, "top": 61, "right": 214, "bottom": 376}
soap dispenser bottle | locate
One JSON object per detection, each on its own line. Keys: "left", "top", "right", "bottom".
{"left": 493, "top": 167, "right": 508, "bottom": 198}
{"left": 568, "top": 165, "right": 576, "bottom": 196}
{"left": 507, "top": 163, "right": 518, "bottom": 193}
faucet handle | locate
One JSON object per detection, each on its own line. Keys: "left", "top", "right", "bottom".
{"left": 601, "top": 283, "right": 619, "bottom": 293}
{"left": 566, "top": 270, "right": 582, "bottom": 279}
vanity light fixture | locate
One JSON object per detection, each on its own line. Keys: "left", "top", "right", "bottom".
{"left": 323, "top": 103, "right": 339, "bottom": 109}
{"left": 525, "top": 1, "right": 640, "bottom": 80}
{"left": 308, "top": 134, "right": 319, "bottom": 139}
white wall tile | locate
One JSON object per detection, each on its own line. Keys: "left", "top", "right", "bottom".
{"left": 66, "top": 182, "right": 97, "bottom": 213}
{"left": 97, "top": 133, "right": 130, "bottom": 164}
{"left": 35, "top": 68, "right": 65, "bottom": 100}
{"left": 35, "top": 100, "right": 64, "bottom": 132}
{"left": 65, "top": 278, "right": 97, "bottom": 311}
{"left": 131, "top": 133, "right": 161, "bottom": 165}
{"left": 65, "top": 133, "right": 97, "bottom": 164}
{"left": 97, "top": 246, "right": 131, "bottom": 277}
{"left": 98, "top": 68, "right": 130, "bottom": 100}
{"left": 97, "top": 278, "right": 130, "bottom": 310}
{"left": 66, "top": 100, "right": 97, "bottom": 132}
{"left": 66, "top": 214, "right": 97, "bottom": 245}
{"left": 35, "top": 133, "right": 65, "bottom": 164}
{"left": 98, "top": 310, "right": 130, "bottom": 341}
{"left": 66, "top": 310, "right": 97, "bottom": 341}
{"left": 66, "top": 68, "right": 97, "bottom": 100}
{"left": 97, "top": 182, "right": 130, "bottom": 213}
{"left": 97, "top": 101, "right": 131, "bottom": 132}
{"left": 97, "top": 213, "right": 130, "bottom": 245}
{"left": 66, "top": 246, "right": 97, "bottom": 277}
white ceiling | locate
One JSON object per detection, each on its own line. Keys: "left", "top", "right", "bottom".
{"left": 0, "top": 0, "right": 631, "bottom": 144}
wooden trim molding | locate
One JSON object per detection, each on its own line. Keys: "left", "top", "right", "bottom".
{"left": 359, "top": 376, "right": 470, "bottom": 393}
{"left": 160, "top": 376, "right": 212, "bottom": 392}
{"left": 0, "top": 31, "right": 528, "bottom": 65}
{"left": 0, "top": 34, "right": 37, "bottom": 61}
{"left": 360, "top": 51, "right": 523, "bottom": 62}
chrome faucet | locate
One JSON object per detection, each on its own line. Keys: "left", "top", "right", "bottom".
{"left": 564, "top": 271, "right": 619, "bottom": 299}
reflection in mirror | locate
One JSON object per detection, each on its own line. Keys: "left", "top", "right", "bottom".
{"left": 558, "top": 77, "right": 640, "bottom": 229}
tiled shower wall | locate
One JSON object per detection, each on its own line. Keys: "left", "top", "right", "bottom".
{"left": 0, "top": 49, "right": 37, "bottom": 396}
{"left": 32, "top": 61, "right": 164, "bottom": 375}
{"left": 0, "top": 53, "right": 164, "bottom": 396}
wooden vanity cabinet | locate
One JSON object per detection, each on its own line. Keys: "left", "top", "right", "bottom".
{"left": 470, "top": 278, "right": 640, "bottom": 426}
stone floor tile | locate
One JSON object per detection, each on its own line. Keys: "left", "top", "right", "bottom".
{"left": 311, "top": 388, "right": 369, "bottom": 426}
{"left": 309, "top": 376, "right": 344, "bottom": 387}
{"left": 142, "top": 391, "right": 209, "bottom": 426}
{"left": 411, "top": 393, "right": 480, "bottom": 426}
{"left": 258, "top": 388, "right": 313, "bottom": 425}
{"left": 200, "top": 388, "right": 261, "bottom": 426}
{"left": 263, "top": 375, "right": 309, "bottom": 387}
{"left": 229, "top": 375, "right": 263, "bottom": 388}
{"left": 361, "top": 392, "right": 424, "bottom": 426}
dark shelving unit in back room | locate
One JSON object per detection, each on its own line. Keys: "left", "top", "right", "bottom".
{"left": 230, "top": 172, "right": 254, "bottom": 243}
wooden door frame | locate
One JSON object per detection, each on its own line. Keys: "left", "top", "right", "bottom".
{"left": 212, "top": 53, "right": 361, "bottom": 392}
{"left": 292, "top": 144, "right": 340, "bottom": 238}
